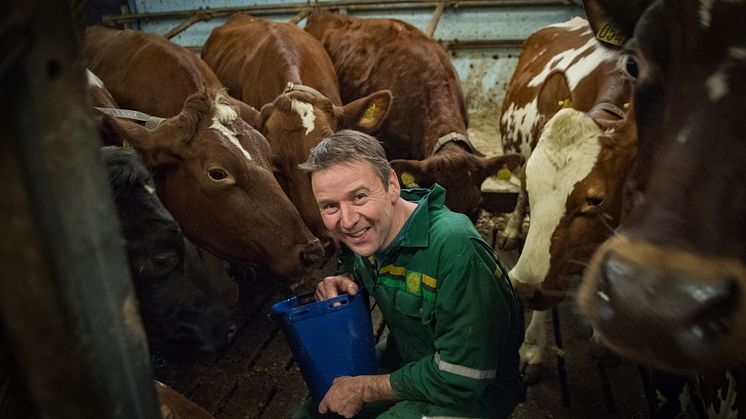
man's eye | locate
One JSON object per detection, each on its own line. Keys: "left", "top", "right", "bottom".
{"left": 353, "top": 193, "right": 367, "bottom": 202}
{"left": 321, "top": 203, "right": 339, "bottom": 214}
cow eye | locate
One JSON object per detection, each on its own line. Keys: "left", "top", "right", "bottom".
{"left": 587, "top": 196, "right": 605, "bottom": 207}
{"left": 208, "top": 168, "right": 228, "bottom": 181}
{"left": 625, "top": 55, "right": 639, "bottom": 79}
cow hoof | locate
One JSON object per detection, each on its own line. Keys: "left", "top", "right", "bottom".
{"left": 522, "top": 363, "right": 550, "bottom": 385}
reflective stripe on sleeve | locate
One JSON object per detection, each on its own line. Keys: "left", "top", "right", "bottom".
{"left": 433, "top": 353, "right": 496, "bottom": 380}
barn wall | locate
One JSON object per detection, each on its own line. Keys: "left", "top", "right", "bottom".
{"left": 94, "top": 1, "right": 582, "bottom": 117}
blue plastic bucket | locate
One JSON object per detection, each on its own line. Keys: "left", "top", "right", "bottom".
{"left": 271, "top": 290, "right": 377, "bottom": 405}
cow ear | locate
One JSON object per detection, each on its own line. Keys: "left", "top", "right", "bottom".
{"left": 390, "top": 159, "right": 425, "bottom": 188}
{"left": 339, "top": 90, "right": 393, "bottom": 133}
{"left": 482, "top": 153, "right": 524, "bottom": 181}
{"left": 102, "top": 114, "right": 182, "bottom": 168}
{"left": 582, "top": 0, "right": 650, "bottom": 48}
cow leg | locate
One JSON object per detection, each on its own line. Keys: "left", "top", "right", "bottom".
{"left": 496, "top": 188, "right": 527, "bottom": 250}
{"left": 520, "top": 308, "right": 549, "bottom": 384}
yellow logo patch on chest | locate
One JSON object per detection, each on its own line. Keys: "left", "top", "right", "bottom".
{"left": 406, "top": 271, "right": 421, "bottom": 294}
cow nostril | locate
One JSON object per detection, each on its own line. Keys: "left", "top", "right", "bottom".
{"left": 300, "top": 238, "right": 325, "bottom": 265}
{"left": 686, "top": 277, "right": 740, "bottom": 340}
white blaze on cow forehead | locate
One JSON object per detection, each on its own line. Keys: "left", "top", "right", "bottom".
{"left": 509, "top": 109, "right": 604, "bottom": 287}
{"left": 291, "top": 99, "right": 316, "bottom": 135}
{"left": 700, "top": 0, "right": 744, "bottom": 28}
{"left": 211, "top": 95, "right": 252, "bottom": 161}
{"left": 86, "top": 69, "right": 104, "bottom": 88}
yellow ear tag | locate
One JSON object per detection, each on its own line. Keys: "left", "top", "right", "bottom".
{"left": 363, "top": 103, "right": 377, "bottom": 119}
{"left": 557, "top": 98, "right": 573, "bottom": 109}
{"left": 623, "top": 102, "right": 630, "bottom": 110}
{"left": 494, "top": 164, "right": 512, "bottom": 181}
{"left": 400, "top": 171, "right": 416, "bottom": 188}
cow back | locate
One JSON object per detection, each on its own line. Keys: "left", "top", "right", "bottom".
{"left": 305, "top": 10, "right": 468, "bottom": 160}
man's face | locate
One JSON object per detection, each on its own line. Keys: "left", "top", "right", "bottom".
{"left": 311, "top": 160, "right": 400, "bottom": 257}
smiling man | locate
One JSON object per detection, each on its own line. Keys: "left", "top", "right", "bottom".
{"left": 294, "top": 130, "right": 525, "bottom": 419}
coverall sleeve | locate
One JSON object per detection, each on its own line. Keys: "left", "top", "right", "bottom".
{"left": 389, "top": 237, "right": 515, "bottom": 406}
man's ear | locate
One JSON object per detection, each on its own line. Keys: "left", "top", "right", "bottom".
{"left": 390, "top": 159, "right": 425, "bottom": 188}
{"left": 339, "top": 90, "right": 393, "bottom": 133}
{"left": 102, "top": 114, "right": 182, "bottom": 169}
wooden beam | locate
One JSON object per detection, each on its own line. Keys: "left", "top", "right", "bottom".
{"left": 163, "top": 11, "right": 212, "bottom": 39}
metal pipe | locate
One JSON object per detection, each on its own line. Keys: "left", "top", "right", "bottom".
{"left": 102, "top": 0, "right": 578, "bottom": 25}
{"left": 425, "top": 2, "right": 446, "bottom": 38}
{"left": 163, "top": 11, "right": 212, "bottom": 39}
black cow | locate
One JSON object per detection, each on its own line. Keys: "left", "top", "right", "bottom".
{"left": 102, "top": 146, "right": 236, "bottom": 354}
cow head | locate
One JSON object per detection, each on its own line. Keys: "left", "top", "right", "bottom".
{"left": 257, "top": 88, "right": 393, "bottom": 254}
{"left": 579, "top": 0, "right": 746, "bottom": 374}
{"left": 102, "top": 147, "right": 236, "bottom": 354}
{"left": 510, "top": 104, "right": 636, "bottom": 309}
{"left": 103, "top": 89, "right": 324, "bottom": 280}
{"left": 390, "top": 146, "right": 524, "bottom": 223}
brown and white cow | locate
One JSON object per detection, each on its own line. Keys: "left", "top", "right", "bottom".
{"left": 577, "top": 0, "right": 746, "bottom": 377}
{"left": 576, "top": 0, "right": 746, "bottom": 416}
{"left": 304, "top": 10, "right": 523, "bottom": 223}
{"left": 499, "top": 17, "right": 637, "bottom": 378}
{"left": 201, "top": 13, "right": 393, "bottom": 251}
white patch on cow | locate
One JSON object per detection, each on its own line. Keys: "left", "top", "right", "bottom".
{"left": 706, "top": 371, "right": 739, "bottom": 419}
{"left": 502, "top": 18, "right": 623, "bottom": 157}
{"left": 700, "top": 0, "right": 744, "bottom": 28}
{"left": 291, "top": 99, "right": 315, "bottom": 135}
{"left": 86, "top": 69, "right": 104, "bottom": 88}
{"left": 707, "top": 68, "right": 729, "bottom": 101}
{"left": 519, "top": 310, "right": 549, "bottom": 367}
{"left": 501, "top": 101, "right": 540, "bottom": 157}
{"left": 509, "top": 108, "right": 604, "bottom": 287}
{"left": 211, "top": 94, "right": 252, "bottom": 161}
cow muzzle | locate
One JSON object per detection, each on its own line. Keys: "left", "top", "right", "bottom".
{"left": 579, "top": 235, "right": 746, "bottom": 374}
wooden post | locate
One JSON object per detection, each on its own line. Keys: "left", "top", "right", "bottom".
{"left": 0, "top": 2, "right": 161, "bottom": 418}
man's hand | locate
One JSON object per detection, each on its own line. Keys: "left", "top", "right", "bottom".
{"left": 318, "top": 375, "right": 394, "bottom": 418}
{"left": 315, "top": 274, "right": 358, "bottom": 301}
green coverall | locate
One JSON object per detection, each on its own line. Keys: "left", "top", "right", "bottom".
{"left": 295, "top": 184, "right": 525, "bottom": 418}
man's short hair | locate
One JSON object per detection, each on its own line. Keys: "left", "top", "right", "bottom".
{"left": 299, "top": 130, "right": 392, "bottom": 189}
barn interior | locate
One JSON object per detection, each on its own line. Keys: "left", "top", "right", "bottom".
{"left": 2, "top": 1, "right": 654, "bottom": 418}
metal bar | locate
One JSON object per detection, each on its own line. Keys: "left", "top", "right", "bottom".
{"left": 288, "top": 8, "right": 312, "bottom": 25}
{"left": 425, "top": 2, "right": 446, "bottom": 38}
{"left": 102, "top": 0, "right": 577, "bottom": 25}
{"left": 184, "top": 37, "right": 525, "bottom": 54}
{"left": 0, "top": 1, "right": 161, "bottom": 418}
{"left": 163, "top": 11, "right": 212, "bottom": 39}
{"left": 551, "top": 306, "right": 571, "bottom": 407}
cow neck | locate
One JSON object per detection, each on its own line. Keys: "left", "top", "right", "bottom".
{"left": 431, "top": 132, "right": 483, "bottom": 157}
{"left": 283, "top": 82, "right": 326, "bottom": 99}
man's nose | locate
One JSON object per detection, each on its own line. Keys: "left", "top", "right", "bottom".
{"left": 339, "top": 201, "right": 358, "bottom": 230}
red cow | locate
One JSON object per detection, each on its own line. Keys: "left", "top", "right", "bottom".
{"left": 85, "top": 27, "right": 324, "bottom": 280}
{"left": 202, "top": 13, "right": 392, "bottom": 251}
{"left": 304, "top": 10, "right": 522, "bottom": 222}
{"left": 578, "top": 0, "right": 746, "bottom": 416}
{"left": 499, "top": 17, "right": 637, "bottom": 380}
